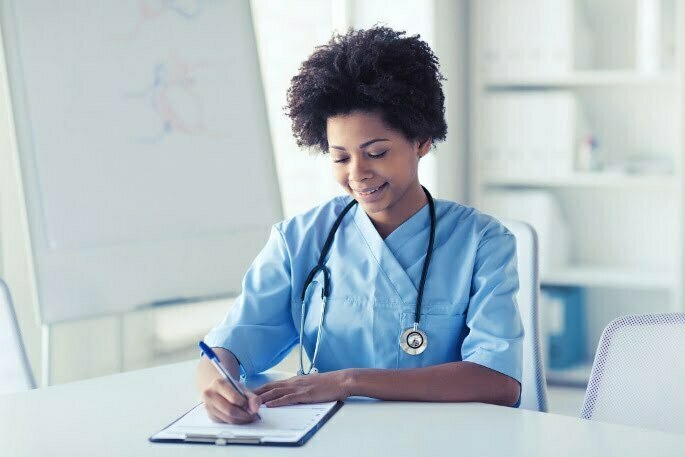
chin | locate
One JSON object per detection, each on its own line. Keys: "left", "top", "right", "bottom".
{"left": 359, "top": 199, "right": 392, "bottom": 214}
{"left": 346, "top": 183, "right": 393, "bottom": 213}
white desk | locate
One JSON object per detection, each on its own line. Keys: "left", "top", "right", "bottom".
{"left": 1, "top": 361, "right": 684, "bottom": 456}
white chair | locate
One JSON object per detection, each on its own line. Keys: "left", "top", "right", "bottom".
{"left": 581, "top": 313, "right": 685, "bottom": 434}
{"left": 0, "top": 278, "right": 35, "bottom": 394}
{"left": 502, "top": 219, "right": 548, "bottom": 412}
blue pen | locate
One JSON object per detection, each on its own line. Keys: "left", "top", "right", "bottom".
{"left": 198, "top": 341, "right": 261, "bottom": 420}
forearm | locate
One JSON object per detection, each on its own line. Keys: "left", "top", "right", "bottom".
{"left": 345, "top": 361, "right": 520, "bottom": 406}
{"left": 196, "top": 347, "right": 241, "bottom": 391}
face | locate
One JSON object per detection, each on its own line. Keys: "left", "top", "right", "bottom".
{"left": 326, "top": 110, "right": 431, "bottom": 225}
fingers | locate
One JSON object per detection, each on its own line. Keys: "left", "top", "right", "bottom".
{"left": 204, "top": 400, "right": 255, "bottom": 424}
{"left": 264, "top": 393, "right": 301, "bottom": 408}
{"left": 201, "top": 378, "right": 259, "bottom": 424}
{"left": 259, "top": 386, "right": 309, "bottom": 407}
{"left": 253, "top": 381, "right": 281, "bottom": 396}
{"left": 254, "top": 373, "right": 343, "bottom": 407}
{"left": 253, "top": 376, "right": 300, "bottom": 396}
{"left": 213, "top": 379, "right": 249, "bottom": 410}
{"left": 247, "top": 391, "right": 262, "bottom": 414}
{"left": 258, "top": 387, "right": 292, "bottom": 404}
{"left": 254, "top": 377, "right": 310, "bottom": 407}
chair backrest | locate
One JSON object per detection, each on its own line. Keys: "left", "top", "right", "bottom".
{"left": 0, "top": 278, "right": 35, "bottom": 394}
{"left": 501, "top": 219, "right": 548, "bottom": 412}
{"left": 581, "top": 313, "right": 685, "bottom": 433}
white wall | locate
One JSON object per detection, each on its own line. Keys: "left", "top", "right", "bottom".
{"left": 253, "top": 0, "right": 468, "bottom": 216}
{"left": 0, "top": 0, "right": 468, "bottom": 386}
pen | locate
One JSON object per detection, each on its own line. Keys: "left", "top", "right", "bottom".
{"left": 198, "top": 341, "right": 261, "bottom": 420}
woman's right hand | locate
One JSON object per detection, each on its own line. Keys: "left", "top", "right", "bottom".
{"left": 197, "top": 347, "right": 262, "bottom": 424}
{"left": 201, "top": 376, "right": 262, "bottom": 424}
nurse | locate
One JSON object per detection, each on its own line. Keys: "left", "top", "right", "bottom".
{"left": 197, "top": 26, "right": 523, "bottom": 424}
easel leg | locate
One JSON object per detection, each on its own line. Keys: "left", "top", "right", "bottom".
{"left": 41, "top": 323, "right": 51, "bottom": 387}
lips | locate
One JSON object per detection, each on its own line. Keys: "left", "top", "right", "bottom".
{"left": 352, "top": 182, "right": 388, "bottom": 202}
{"left": 354, "top": 183, "right": 386, "bottom": 195}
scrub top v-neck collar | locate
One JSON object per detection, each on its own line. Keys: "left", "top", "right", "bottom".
{"left": 383, "top": 203, "right": 431, "bottom": 256}
{"left": 351, "top": 202, "right": 431, "bottom": 308}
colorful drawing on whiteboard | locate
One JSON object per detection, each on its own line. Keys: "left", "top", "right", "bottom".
{"left": 137, "top": 0, "right": 204, "bottom": 20}
{"left": 112, "top": 0, "right": 207, "bottom": 40}
{"left": 124, "top": 54, "right": 224, "bottom": 142}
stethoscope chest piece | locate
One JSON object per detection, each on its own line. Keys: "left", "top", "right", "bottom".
{"left": 400, "top": 325, "right": 428, "bottom": 355}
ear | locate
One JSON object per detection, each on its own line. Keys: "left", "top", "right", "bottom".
{"left": 417, "top": 138, "right": 432, "bottom": 158}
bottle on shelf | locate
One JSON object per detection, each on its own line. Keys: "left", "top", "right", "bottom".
{"left": 576, "top": 135, "right": 601, "bottom": 172}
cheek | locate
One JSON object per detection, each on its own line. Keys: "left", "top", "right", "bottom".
{"left": 397, "top": 156, "right": 419, "bottom": 180}
{"left": 332, "top": 168, "right": 347, "bottom": 186}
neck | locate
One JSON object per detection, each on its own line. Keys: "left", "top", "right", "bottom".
{"left": 369, "top": 183, "right": 428, "bottom": 239}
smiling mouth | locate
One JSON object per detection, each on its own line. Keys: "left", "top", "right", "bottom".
{"left": 355, "top": 183, "right": 387, "bottom": 196}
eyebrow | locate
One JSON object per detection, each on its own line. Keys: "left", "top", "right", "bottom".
{"left": 329, "top": 138, "right": 390, "bottom": 151}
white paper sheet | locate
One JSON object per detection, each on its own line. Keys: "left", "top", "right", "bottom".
{"left": 152, "top": 401, "right": 339, "bottom": 443}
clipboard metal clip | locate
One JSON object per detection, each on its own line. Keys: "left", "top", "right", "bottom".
{"left": 183, "top": 433, "right": 262, "bottom": 445}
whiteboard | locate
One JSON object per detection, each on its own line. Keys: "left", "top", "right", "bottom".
{"left": 0, "top": 279, "right": 35, "bottom": 393}
{"left": 0, "top": 0, "right": 283, "bottom": 323}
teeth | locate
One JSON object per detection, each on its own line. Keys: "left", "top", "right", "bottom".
{"left": 359, "top": 184, "right": 383, "bottom": 195}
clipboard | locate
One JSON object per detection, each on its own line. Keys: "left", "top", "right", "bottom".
{"left": 150, "top": 401, "right": 343, "bottom": 447}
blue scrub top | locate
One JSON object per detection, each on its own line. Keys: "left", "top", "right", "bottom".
{"left": 205, "top": 196, "right": 523, "bottom": 383}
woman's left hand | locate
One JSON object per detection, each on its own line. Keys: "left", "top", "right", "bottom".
{"left": 253, "top": 370, "right": 353, "bottom": 407}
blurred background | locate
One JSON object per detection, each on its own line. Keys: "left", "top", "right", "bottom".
{"left": 1, "top": 0, "right": 682, "bottom": 417}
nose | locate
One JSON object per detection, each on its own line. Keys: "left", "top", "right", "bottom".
{"left": 347, "top": 156, "right": 373, "bottom": 183}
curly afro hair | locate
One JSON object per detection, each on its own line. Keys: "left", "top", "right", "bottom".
{"left": 285, "top": 26, "right": 447, "bottom": 153}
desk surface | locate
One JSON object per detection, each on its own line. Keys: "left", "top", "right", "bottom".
{"left": 1, "top": 360, "right": 684, "bottom": 456}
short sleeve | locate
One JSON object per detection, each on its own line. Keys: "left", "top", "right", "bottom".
{"left": 204, "top": 225, "right": 298, "bottom": 376}
{"left": 461, "top": 232, "right": 524, "bottom": 383}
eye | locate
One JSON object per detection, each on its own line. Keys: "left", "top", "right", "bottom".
{"left": 333, "top": 157, "right": 349, "bottom": 164}
{"left": 368, "top": 150, "right": 388, "bottom": 159}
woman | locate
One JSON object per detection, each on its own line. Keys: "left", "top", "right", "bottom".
{"left": 197, "top": 26, "right": 523, "bottom": 424}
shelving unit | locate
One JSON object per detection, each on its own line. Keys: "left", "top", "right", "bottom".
{"left": 541, "top": 265, "right": 674, "bottom": 290}
{"left": 546, "top": 363, "right": 594, "bottom": 387}
{"left": 485, "top": 71, "right": 678, "bottom": 89}
{"left": 470, "top": 0, "right": 684, "bottom": 386}
{"left": 483, "top": 172, "right": 676, "bottom": 189}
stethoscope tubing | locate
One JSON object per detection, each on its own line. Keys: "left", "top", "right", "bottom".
{"left": 299, "top": 186, "right": 436, "bottom": 375}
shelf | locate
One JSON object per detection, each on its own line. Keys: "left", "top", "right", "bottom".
{"left": 484, "top": 71, "right": 679, "bottom": 89}
{"left": 546, "top": 362, "right": 593, "bottom": 387}
{"left": 541, "top": 266, "right": 675, "bottom": 290}
{"left": 482, "top": 172, "right": 676, "bottom": 189}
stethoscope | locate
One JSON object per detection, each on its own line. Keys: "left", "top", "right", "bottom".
{"left": 298, "top": 186, "right": 436, "bottom": 375}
